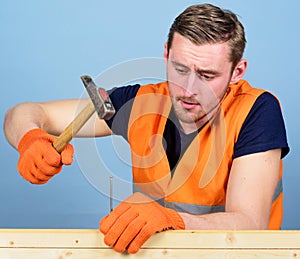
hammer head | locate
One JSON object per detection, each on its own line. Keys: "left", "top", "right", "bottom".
{"left": 80, "top": 75, "right": 115, "bottom": 120}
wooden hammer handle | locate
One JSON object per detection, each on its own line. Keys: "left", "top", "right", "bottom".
{"left": 53, "top": 100, "right": 95, "bottom": 153}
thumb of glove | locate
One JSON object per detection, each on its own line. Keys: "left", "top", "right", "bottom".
{"left": 61, "top": 143, "right": 74, "bottom": 165}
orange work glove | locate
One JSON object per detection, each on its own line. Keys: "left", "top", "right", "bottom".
{"left": 17, "top": 128, "right": 74, "bottom": 184}
{"left": 99, "top": 192, "right": 185, "bottom": 254}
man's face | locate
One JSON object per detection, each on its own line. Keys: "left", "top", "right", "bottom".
{"left": 165, "top": 33, "right": 234, "bottom": 133}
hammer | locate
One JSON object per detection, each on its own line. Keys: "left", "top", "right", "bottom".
{"left": 52, "top": 75, "right": 115, "bottom": 153}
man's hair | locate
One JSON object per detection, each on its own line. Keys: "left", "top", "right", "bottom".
{"left": 167, "top": 4, "right": 246, "bottom": 69}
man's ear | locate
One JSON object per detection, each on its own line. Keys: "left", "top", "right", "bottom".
{"left": 230, "top": 59, "right": 248, "bottom": 84}
{"left": 163, "top": 42, "right": 168, "bottom": 65}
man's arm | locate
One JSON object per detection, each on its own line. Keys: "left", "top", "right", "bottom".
{"left": 179, "top": 149, "right": 281, "bottom": 230}
{"left": 4, "top": 99, "right": 112, "bottom": 149}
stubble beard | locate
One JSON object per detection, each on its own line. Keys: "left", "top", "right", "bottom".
{"left": 171, "top": 88, "right": 228, "bottom": 131}
{"left": 171, "top": 96, "right": 209, "bottom": 132}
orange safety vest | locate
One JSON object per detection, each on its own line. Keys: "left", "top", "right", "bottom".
{"left": 128, "top": 80, "right": 283, "bottom": 229}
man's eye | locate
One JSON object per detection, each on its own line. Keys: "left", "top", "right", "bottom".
{"left": 175, "top": 67, "right": 188, "bottom": 74}
{"left": 199, "top": 74, "right": 214, "bottom": 80}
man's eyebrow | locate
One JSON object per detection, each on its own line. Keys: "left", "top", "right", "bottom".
{"left": 171, "top": 61, "right": 190, "bottom": 70}
{"left": 171, "top": 60, "right": 221, "bottom": 75}
{"left": 195, "top": 68, "right": 221, "bottom": 76}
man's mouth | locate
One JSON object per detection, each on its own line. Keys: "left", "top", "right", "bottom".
{"left": 179, "top": 98, "right": 199, "bottom": 110}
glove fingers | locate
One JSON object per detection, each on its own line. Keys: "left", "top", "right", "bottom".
{"left": 127, "top": 224, "right": 156, "bottom": 254}
{"left": 113, "top": 217, "right": 146, "bottom": 253}
{"left": 103, "top": 209, "right": 139, "bottom": 248}
{"left": 26, "top": 158, "right": 59, "bottom": 182}
{"left": 27, "top": 144, "right": 62, "bottom": 176}
{"left": 18, "top": 160, "right": 49, "bottom": 184}
{"left": 33, "top": 164, "right": 62, "bottom": 181}
{"left": 17, "top": 146, "right": 61, "bottom": 183}
{"left": 34, "top": 154, "right": 62, "bottom": 176}
{"left": 100, "top": 203, "right": 131, "bottom": 234}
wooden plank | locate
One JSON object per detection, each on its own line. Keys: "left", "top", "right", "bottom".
{"left": 0, "top": 229, "right": 300, "bottom": 258}
{"left": 0, "top": 248, "right": 299, "bottom": 259}
{"left": 1, "top": 229, "right": 300, "bottom": 249}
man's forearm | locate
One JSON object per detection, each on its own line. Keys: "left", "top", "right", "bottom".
{"left": 179, "top": 211, "right": 267, "bottom": 230}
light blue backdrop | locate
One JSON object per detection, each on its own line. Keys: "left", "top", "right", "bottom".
{"left": 1, "top": 0, "right": 299, "bottom": 229}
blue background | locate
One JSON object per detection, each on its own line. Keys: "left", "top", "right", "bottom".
{"left": 1, "top": 0, "right": 299, "bottom": 229}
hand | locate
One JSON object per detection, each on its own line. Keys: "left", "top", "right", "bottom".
{"left": 17, "top": 128, "right": 74, "bottom": 184}
{"left": 99, "top": 192, "right": 185, "bottom": 254}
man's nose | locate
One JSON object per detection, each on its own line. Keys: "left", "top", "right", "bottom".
{"left": 184, "top": 72, "right": 197, "bottom": 96}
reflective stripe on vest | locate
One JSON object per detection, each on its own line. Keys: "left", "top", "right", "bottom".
{"left": 133, "top": 178, "right": 282, "bottom": 215}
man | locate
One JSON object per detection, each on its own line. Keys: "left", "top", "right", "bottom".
{"left": 4, "top": 3, "right": 289, "bottom": 254}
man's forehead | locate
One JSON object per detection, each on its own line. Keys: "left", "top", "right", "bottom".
{"left": 168, "top": 33, "right": 232, "bottom": 70}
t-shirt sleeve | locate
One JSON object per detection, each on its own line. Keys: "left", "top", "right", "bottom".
{"left": 105, "top": 84, "right": 140, "bottom": 140}
{"left": 233, "top": 92, "right": 289, "bottom": 159}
